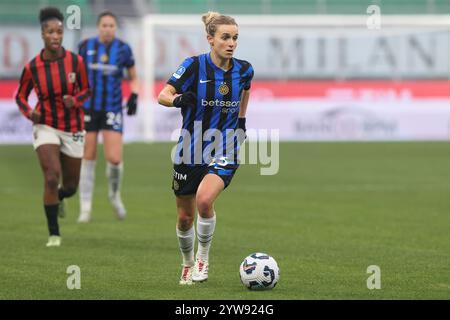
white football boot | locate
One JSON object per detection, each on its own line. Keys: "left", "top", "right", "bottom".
{"left": 77, "top": 199, "right": 92, "bottom": 223}
{"left": 179, "top": 265, "right": 194, "bottom": 285}
{"left": 109, "top": 193, "right": 126, "bottom": 220}
{"left": 192, "top": 258, "right": 209, "bottom": 282}
{"left": 77, "top": 211, "right": 91, "bottom": 223}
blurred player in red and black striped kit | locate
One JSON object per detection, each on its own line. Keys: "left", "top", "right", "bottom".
{"left": 15, "top": 7, "right": 91, "bottom": 247}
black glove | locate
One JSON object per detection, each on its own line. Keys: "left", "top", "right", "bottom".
{"left": 126, "top": 93, "right": 138, "bottom": 116}
{"left": 173, "top": 92, "right": 196, "bottom": 108}
{"left": 237, "top": 117, "right": 247, "bottom": 144}
{"left": 238, "top": 117, "right": 246, "bottom": 133}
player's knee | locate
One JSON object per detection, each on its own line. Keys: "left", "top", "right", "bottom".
{"left": 44, "top": 171, "right": 60, "bottom": 192}
{"left": 196, "top": 195, "right": 214, "bottom": 215}
{"left": 109, "top": 159, "right": 122, "bottom": 166}
{"left": 178, "top": 208, "right": 195, "bottom": 226}
{"left": 178, "top": 213, "right": 194, "bottom": 230}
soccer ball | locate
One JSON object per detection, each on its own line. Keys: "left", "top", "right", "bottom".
{"left": 239, "top": 253, "right": 280, "bottom": 290}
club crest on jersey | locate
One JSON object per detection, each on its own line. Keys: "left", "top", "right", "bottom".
{"left": 218, "top": 83, "right": 229, "bottom": 95}
{"left": 100, "top": 54, "right": 109, "bottom": 63}
{"left": 68, "top": 72, "right": 76, "bottom": 84}
{"left": 173, "top": 66, "right": 186, "bottom": 80}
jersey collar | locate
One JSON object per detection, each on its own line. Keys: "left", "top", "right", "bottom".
{"left": 97, "top": 36, "right": 116, "bottom": 47}
{"left": 206, "top": 52, "right": 234, "bottom": 73}
{"left": 40, "top": 47, "right": 66, "bottom": 62}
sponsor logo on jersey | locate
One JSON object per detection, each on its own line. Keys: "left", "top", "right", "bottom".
{"left": 201, "top": 99, "right": 240, "bottom": 107}
{"left": 88, "top": 63, "right": 119, "bottom": 75}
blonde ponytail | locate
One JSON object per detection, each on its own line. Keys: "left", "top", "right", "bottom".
{"left": 201, "top": 11, "right": 237, "bottom": 36}
{"left": 202, "top": 11, "right": 220, "bottom": 27}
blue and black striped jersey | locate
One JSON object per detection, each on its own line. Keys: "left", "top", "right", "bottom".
{"left": 78, "top": 37, "right": 135, "bottom": 112}
{"left": 168, "top": 52, "right": 254, "bottom": 165}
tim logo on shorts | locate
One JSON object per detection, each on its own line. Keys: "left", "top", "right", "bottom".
{"left": 173, "top": 170, "right": 187, "bottom": 181}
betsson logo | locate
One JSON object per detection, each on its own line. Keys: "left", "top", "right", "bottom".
{"left": 201, "top": 99, "right": 240, "bottom": 107}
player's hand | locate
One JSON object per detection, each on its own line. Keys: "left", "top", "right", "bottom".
{"left": 29, "top": 110, "right": 41, "bottom": 124}
{"left": 63, "top": 95, "right": 75, "bottom": 109}
{"left": 238, "top": 117, "right": 246, "bottom": 133}
{"left": 172, "top": 92, "right": 196, "bottom": 108}
{"left": 237, "top": 117, "right": 247, "bottom": 144}
{"left": 126, "top": 93, "right": 138, "bottom": 116}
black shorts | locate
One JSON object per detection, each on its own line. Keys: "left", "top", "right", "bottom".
{"left": 84, "top": 110, "right": 123, "bottom": 133}
{"left": 172, "top": 162, "right": 239, "bottom": 196}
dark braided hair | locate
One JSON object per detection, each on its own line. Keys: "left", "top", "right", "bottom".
{"left": 39, "top": 7, "right": 64, "bottom": 29}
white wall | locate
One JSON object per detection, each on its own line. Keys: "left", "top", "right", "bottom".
{"left": 3, "top": 98, "right": 450, "bottom": 143}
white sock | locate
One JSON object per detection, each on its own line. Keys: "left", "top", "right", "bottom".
{"left": 106, "top": 162, "right": 123, "bottom": 199}
{"left": 79, "top": 159, "right": 96, "bottom": 214}
{"left": 196, "top": 214, "right": 216, "bottom": 262}
{"left": 176, "top": 226, "right": 195, "bottom": 267}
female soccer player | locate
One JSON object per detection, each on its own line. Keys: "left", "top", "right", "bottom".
{"left": 77, "top": 11, "right": 139, "bottom": 223}
{"left": 158, "top": 12, "right": 254, "bottom": 285}
{"left": 15, "top": 7, "right": 91, "bottom": 247}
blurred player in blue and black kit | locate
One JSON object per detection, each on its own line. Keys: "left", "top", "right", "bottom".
{"left": 77, "top": 11, "right": 139, "bottom": 223}
{"left": 158, "top": 11, "right": 254, "bottom": 285}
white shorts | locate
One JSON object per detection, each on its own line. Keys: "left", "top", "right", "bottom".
{"left": 32, "top": 124, "right": 85, "bottom": 158}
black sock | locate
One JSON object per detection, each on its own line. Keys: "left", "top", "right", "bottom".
{"left": 44, "top": 204, "right": 60, "bottom": 236}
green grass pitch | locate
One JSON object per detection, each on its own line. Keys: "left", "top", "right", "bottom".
{"left": 0, "top": 142, "right": 449, "bottom": 299}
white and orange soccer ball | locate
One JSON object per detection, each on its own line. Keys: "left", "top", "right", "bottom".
{"left": 239, "top": 253, "right": 280, "bottom": 290}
